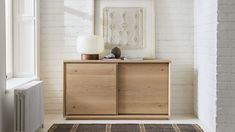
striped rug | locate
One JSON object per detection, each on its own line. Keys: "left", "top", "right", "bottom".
{"left": 48, "top": 124, "right": 204, "bottom": 132}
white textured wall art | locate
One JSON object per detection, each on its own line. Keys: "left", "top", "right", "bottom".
{"left": 103, "top": 7, "right": 144, "bottom": 49}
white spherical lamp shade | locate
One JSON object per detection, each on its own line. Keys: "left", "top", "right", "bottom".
{"left": 77, "top": 35, "right": 104, "bottom": 54}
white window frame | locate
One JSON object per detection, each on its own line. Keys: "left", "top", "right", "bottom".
{"left": 5, "top": 0, "right": 13, "bottom": 79}
{"left": 5, "top": 0, "right": 39, "bottom": 82}
{"left": 12, "top": 0, "right": 39, "bottom": 79}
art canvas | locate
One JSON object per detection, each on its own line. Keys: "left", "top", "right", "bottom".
{"left": 103, "top": 7, "right": 144, "bottom": 49}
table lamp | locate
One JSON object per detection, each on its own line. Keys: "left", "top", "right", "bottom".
{"left": 77, "top": 35, "right": 104, "bottom": 60}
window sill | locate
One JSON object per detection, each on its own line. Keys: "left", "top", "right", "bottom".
{"left": 6, "top": 77, "right": 38, "bottom": 93}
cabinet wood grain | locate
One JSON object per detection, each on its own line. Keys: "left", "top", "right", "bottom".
{"left": 64, "top": 60, "right": 171, "bottom": 119}
{"left": 65, "top": 63, "right": 117, "bottom": 115}
{"left": 118, "top": 64, "right": 168, "bottom": 114}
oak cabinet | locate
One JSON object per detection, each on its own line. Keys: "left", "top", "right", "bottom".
{"left": 65, "top": 63, "right": 117, "bottom": 115}
{"left": 64, "top": 60, "right": 171, "bottom": 119}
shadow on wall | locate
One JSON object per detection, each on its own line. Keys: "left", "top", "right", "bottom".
{"left": 194, "top": 69, "right": 198, "bottom": 117}
{"left": 64, "top": 6, "right": 93, "bottom": 21}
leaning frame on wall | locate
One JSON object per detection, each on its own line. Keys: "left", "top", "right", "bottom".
{"left": 92, "top": 0, "right": 156, "bottom": 58}
{"left": 103, "top": 7, "right": 144, "bottom": 49}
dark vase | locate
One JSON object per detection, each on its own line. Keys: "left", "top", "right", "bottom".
{"left": 111, "top": 47, "right": 121, "bottom": 59}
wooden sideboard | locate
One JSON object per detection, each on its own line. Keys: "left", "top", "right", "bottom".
{"left": 63, "top": 60, "right": 171, "bottom": 119}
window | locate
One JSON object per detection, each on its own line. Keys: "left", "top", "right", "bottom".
{"left": 5, "top": 0, "right": 39, "bottom": 80}
{"left": 5, "top": 0, "right": 13, "bottom": 79}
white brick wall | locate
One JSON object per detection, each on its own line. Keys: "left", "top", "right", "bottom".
{"left": 217, "top": 0, "right": 235, "bottom": 131}
{"left": 194, "top": 0, "right": 217, "bottom": 131}
{"left": 155, "top": 0, "right": 194, "bottom": 114}
{"left": 41, "top": 0, "right": 195, "bottom": 114}
{"left": 40, "top": 0, "right": 94, "bottom": 114}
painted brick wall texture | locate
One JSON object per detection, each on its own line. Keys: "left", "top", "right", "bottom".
{"left": 155, "top": 0, "right": 194, "bottom": 114}
{"left": 217, "top": 0, "right": 235, "bottom": 131}
{"left": 194, "top": 0, "right": 217, "bottom": 131}
{"left": 40, "top": 0, "right": 94, "bottom": 113}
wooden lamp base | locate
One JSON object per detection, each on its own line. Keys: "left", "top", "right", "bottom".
{"left": 81, "top": 54, "right": 99, "bottom": 60}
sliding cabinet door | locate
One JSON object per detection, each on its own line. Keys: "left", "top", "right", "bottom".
{"left": 65, "top": 63, "right": 117, "bottom": 115}
{"left": 118, "top": 63, "right": 169, "bottom": 114}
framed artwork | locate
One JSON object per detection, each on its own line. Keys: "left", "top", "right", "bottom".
{"left": 103, "top": 7, "right": 144, "bottom": 49}
{"left": 94, "top": 0, "right": 156, "bottom": 58}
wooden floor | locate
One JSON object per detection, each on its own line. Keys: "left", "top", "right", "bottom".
{"left": 41, "top": 114, "right": 206, "bottom": 132}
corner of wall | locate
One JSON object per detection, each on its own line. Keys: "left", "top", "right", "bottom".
{"left": 194, "top": 0, "right": 218, "bottom": 131}
{"left": 0, "top": 0, "right": 6, "bottom": 131}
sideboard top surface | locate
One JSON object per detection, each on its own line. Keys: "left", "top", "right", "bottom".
{"left": 64, "top": 59, "right": 171, "bottom": 64}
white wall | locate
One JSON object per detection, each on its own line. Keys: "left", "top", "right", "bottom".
{"left": 155, "top": 0, "right": 194, "bottom": 114}
{"left": 194, "top": 0, "right": 217, "bottom": 131}
{"left": 40, "top": 0, "right": 94, "bottom": 113}
{"left": 41, "top": 0, "right": 195, "bottom": 114}
{"left": 216, "top": 0, "right": 235, "bottom": 131}
{"left": 0, "top": 0, "right": 6, "bottom": 131}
